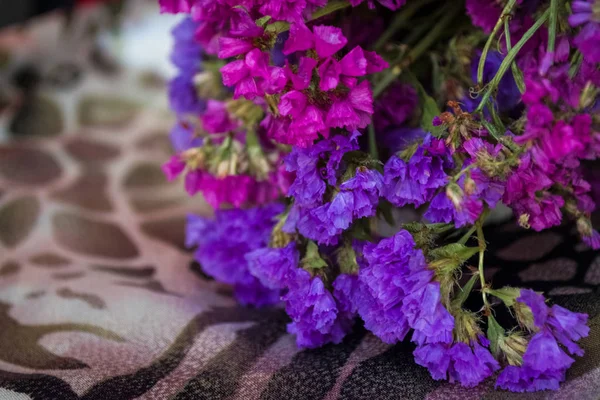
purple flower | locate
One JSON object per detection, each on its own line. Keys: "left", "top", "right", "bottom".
{"left": 171, "top": 18, "right": 202, "bottom": 75}
{"left": 415, "top": 338, "right": 499, "bottom": 387}
{"left": 339, "top": 168, "right": 384, "bottom": 219}
{"left": 169, "top": 75, "right": 205, "bottom": 115}
{"left": 353, "top": 230, "right": 453, "bottom": 344}
{"left": 332, "top": 273, "right": 359, "bottom": 317}
{"left": 186, "top": 203, "right": 284, "bottom": 306}
{"left": 170, "top": 122, "right": 202, "bottom": 152}
{"left": 469, "top": 51, "right": 521, "bottom": 112}
{"left": 449, "top": 341, "right": 500, "bottom": 387}
{"left": 246, "top": 243, "right": 299, "bottom": 290}
{"left": 284, "top": 268, "right": 353, "bottom": 348}
{"left": 383, "top": 136, "right": 450, "bottom": 208}
{"left": 403, "top": 282, "right": 454, "bottom": 345}
{"left": 496, "top": 330, "right": 574, "bottom": 392}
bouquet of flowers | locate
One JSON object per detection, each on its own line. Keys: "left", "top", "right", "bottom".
{"left": 159, "top": 0, "right": 598, "bottom": 392}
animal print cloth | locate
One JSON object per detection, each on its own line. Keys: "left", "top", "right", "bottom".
{"left": 0, "top": 6, "right": 599, "bottom": 400}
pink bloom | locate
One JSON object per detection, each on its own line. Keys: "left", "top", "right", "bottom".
{"left": 283, "top": 22, "right": 315, "bottom": 55}
{"left": 162, "top": 156, "right": 186, "bottom": 181}
{"left": 326, "top": 80, "right": 374, "bottom": 130}
{"left": 218, "top": 37, "right": 255, "bottom": 58}
{"left": 159, "top": 0, "right": 192, "bottom": 14}
{"left": 286, "top": 57, "right": 318, "bottom": 90}
{"left": 201, "top": 100, "right": 239, "bottom": 134}
{"left": 313, "top": 25, "right": 348, "bottom": 58}
{"left": 220, "top": 49, "right": 271, "bottom": 99}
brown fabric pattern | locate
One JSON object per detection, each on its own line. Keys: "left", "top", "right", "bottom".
{"left": 0, "top": 6, "right": 599, "bottom": 400}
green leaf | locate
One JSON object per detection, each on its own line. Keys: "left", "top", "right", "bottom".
{"left": 487, "top": 315, "right": 505, "bottom": 357}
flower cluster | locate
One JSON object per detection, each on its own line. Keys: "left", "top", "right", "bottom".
{"left": 160, "top": 0, "right": 598, "bottom": 392}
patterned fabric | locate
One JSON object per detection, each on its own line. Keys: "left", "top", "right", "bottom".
{"left": 0, "top": 5, "right": 599, "bottom": 400}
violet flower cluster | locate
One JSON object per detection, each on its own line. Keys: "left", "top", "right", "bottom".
{"left": 160, "top": 0, "right": 598, "bottom": 392}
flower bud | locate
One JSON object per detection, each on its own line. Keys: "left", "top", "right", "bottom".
{"left": 498, "top": 333, "right": 528, "bottom": 366}
{"left": 446, "top": 182, "right": 464, "bottom": 210}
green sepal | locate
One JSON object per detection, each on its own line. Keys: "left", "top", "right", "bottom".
{"left": 255, "top": 15, "right": 272, "bottom": 27}
{"left": 429, "top": 243, "right": 479, "bottom": 272}
{"left": 302, "top": 241, "right": 327, "bottom": 270}
{"left": 486, "top": 286, "right": 521, "bottom": 308}
{"left": 336, "top": 244, "right": 359, "bottom": 275}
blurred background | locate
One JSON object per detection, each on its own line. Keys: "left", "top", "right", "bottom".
{"left": 0, "top": 0, "right": 183, "bottom": 142}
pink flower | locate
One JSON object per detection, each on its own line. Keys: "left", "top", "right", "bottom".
{"left": 201, "top": 100, "right": 239, "bottom": 134}
{"left": 159, "top": 0, "right": 192, "bottom": 14}
{"left": 162, "top": 156, "right": 186, "bottom": 181}
{"left": 220, "top": 49, "right": 271, "bottom": 99}
{"left": 326, "top": 80, "right": 374, "bottom": 130}
{"left": 313, "top": 25, "right": 348, "bottom": 58}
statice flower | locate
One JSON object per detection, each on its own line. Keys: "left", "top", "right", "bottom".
{"left": 169, "top": 18, "right": 205, "bottom": 116}
{"left": 220, "top": 49, "right": 286, "bottom": 100}
{"left": 285, "top": 267, "right": 355, "bottom": 348}
{"left": 415, "top": 338, "right": 500, "bottom": 387}
{"left": 246, "top": 243, "right": 299, "bottom": 290}
{"left": 169, "top": 122, "right": 202, "bottom": 152}
{"left": 496, "top": 289, "right": 589, "bottom": 392}
{"left": 352, "top": 230, "right": 454, "bottom": 344}
{"left": 260, "top": 24, "right": 387, "bottom": 147}
{"left": 569, "top": 0, "right": 600, "bottom": 63}
{"left": 383, "top": 135, "right": 451, "bottom": 208}
{"left": 186, "top": 203, "right": 284, "bottom": 306}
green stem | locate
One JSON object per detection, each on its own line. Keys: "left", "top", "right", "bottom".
{"left": 373, "top": 0, "right": 435, "bottom": 51}
{"left": 373, "top": 3, "right": 459, "bottom": 98}
{"left": 475, "top": 8, "right": 550, "bottom": 113}
{"left": 547, "top": 0, "right": 558, "bottom": 54}
{"left": 458, "top": 225, "right": 477, "bottom": 245}
{"left": 476, "top": 213, "right": 490, "bottom": 309}
{"left": 266, "top": 0, "right": 351, "bottom": 33}
{"left": 504, "top": 18, "right": 525, "bottom": 93}
{"left": 477, "top": 0, "right": 518, "bottom": 87}
{"left": 368, "top": 124, "right": 379, "bottom": 159}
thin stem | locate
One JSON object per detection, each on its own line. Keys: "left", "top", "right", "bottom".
{"left": 368, "top": 124, "right": 379, "bottom": 159}
{"left": 475, "top": 8, "right": 550, "bottom": 113}
{"left": 504, "top": 17, "right": 525, "bottom": 93}
{"left": 373, "top": 0, "right": 435, "bottom": 51}
{"left": 373, "top": 3, "right": 460, "bottom": 98}
{"left": 547, "top": 0, "right": 559, "bottom": 54}
{"left": 458, "top": 225, "right": 477, "bottom": 245}
{"left": 476, "top": 213, "right": 490, "bottom": 309}
{"left": 477, "top": 0, "right": 518, "bottom": 87}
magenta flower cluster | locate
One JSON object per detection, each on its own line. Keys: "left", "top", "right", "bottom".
{"left": 160, "top": 0, "right": 598, "bottom": 393}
